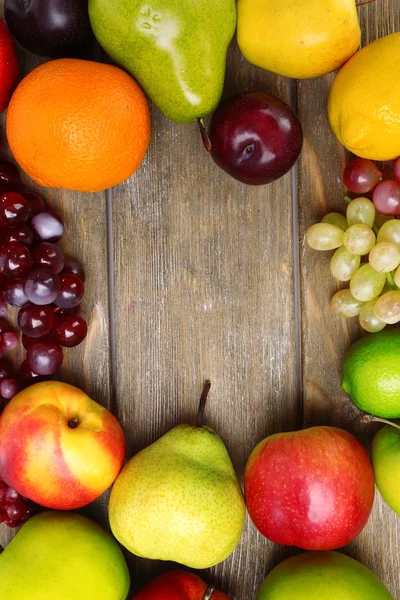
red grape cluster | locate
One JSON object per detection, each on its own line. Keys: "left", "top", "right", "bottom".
{"left": 0, "top": 476, "right": 37, "bottom": 528}
{"left": 0, "top": 158, "right": 88, "bottom": 391}
{"left": 344, "top": 156, "right": 400, "bottom": 215}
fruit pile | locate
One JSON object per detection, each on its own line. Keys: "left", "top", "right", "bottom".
{"left": 0, "top": 476, "right": 36, "bottom": 528}
{"left": 0, "top": 157, "right": 87, "bottom": 408}
{"left": 306, "top": 157, "right": 400, "bottom": 332}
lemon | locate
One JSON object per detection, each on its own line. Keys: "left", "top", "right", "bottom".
{"left": 341, "top": 330, "right": 400, "bottom": 418}
{"left": 328, "top": 33, "right": 400, "bottom": 161}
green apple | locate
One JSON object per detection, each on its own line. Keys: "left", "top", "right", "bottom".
{"left": 257, "top": 551, "right": 393, "bottom": 599}
{"left": 372, "top": 424, "right": 400, "bottom": 515}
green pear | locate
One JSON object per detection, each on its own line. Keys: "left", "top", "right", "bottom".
{"left": 108, "top": 382, "right": 246, "bottom": 568}
{"left": 257, "top": 551, "right": 393, "bottom": 599}
{"left": 0, "top": 511, "right": 130, "bottom": 600}
{"left": 88, "top": 0, "right": 236, "bottom": 123}
{"left": 372, "top": 424, "right": 400, "bottom": 516}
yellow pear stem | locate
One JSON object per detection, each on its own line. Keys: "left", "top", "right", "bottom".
{"left": 361, "top": 414, "right": 400, "bottom": 432}
{"left": 356, "top": 0, "right": 376, "bottom": 5}
{"left": 196, "top": 380, "right": 212, "bottom": 428}
{"left": 202, "top": 586, "right": 216, "bottom": 600}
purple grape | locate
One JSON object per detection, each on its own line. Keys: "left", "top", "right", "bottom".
{"left": 22, "top": 192, "right": 45, "bottom": 217}
{"left": 0, "top": 319, "right": 9, "bottom": 334}
{"left": 0, "top": 224, "right": 34, "bottom": 248}
{"left": 0, "top": 378, "right": 19, "bottom": 399}
{"left": 0, "top": 243, "right": 32, "bottom": 278}
{"left": 0, "top": 192, "right": 29, "bottom": 227}
{"left": 18, "top": 304, "right": 54, "bottom": 337}
{"left": 24, "top": 268, "right": 61, "bottom": 305}
{"left": 54, "top": 273, "right": 84, "bottom": 309}
{"left": 2, "top": 278, "right": 29, "bottom": 307}
{"left": 32, "top": 242, "right": 64, "bottom": 274}
{"left": 0, "top": 294, "right": 6, "bottom": 317}
{"left": 0, "top": 161, "right": 20, "bottom": 186}
{"left": 52, "top": 314, "right": 87, "bottom": 347}
{"left": 20, "top": 359, "right": 52, "bottom": 384}
{"left": 0, "top": 359, "right": 12, "bottom": 380}
{"left": 1, "top": 331, "right": 18, "bottom": 352}
{"left": 62, "top": 257, "right": 85, "bottom": 283}
{"left": 30, "top": 211, "right": 64, "bottom": 242}
{"left": 27, "top": 341, "right": 63, "bottom": 375}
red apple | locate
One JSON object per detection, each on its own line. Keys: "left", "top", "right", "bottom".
{"left": 131, "top": 570, "right": 231, "bottom": 600}
{"left": 0, "top": 381, "right": 125, "bottom": 510}
{"left": 244, "top": 426, "right": 375, "bottom": 550}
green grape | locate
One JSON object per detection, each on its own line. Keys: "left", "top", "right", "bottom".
{"left": 330, "top": 289, "right": 365, "bottom": 317}
{"left": 350, "top": 264, "right": 386, "bottom": 301}
{"left": 377, "top": 219, "right": 400, "bottom": 249}
{"left": 375, "top": 212, "right": 393, "bottom": 229}
{"left": 343, "top": 224, "right": 376, "bottom": 255}
{"left": 373, "top": 290, "right": 400, "bottom": 324}
{"left": 368, "top": 242, "right": 400, "bottom": 273}
{"left": 359, "top": 299, "right": 386, "bottom": 333}
{"left": 346, "top": 197, "right": 376, "bottom": 227}
{"left": 321, "top": 212, "right": 348, "bottom": 231}
{"left": 306, "top": 223, "right": 344, "bottom": 250}
{"left": 330, "top": 246, "right": 360, "bottom": 281}
{"left": 395, "top": 265, "right": 400, "bottom": 288}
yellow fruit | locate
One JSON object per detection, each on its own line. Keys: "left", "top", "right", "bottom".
{"left": 237, "top": 0, "right": 360, "bottom": 79}
{"left": 328, "top": 33, "right": 400, "bottom": 160}
{"left": 341, "top": 330, "right": 400, "bottom": 418}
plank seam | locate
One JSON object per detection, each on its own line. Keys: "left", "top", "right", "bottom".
{"left": 106, "top": 187, "right": 118, "bottom": 417}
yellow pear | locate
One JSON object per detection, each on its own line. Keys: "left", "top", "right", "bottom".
{"left": 237, "top": 0, "right": 361, "bottom": 79}
{"left": 108, "top": 382, "right": 246, "bottom": 569}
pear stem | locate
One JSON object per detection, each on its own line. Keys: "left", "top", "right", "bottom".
{"left": 196, "top": 380, "right": 211, "bottom": 428}
{"left": 356, "top": 0, "right": 376, "bottom": 5}
{"left": 198, "top": 118, "right": 212, "bottom": 152}
{"left": 202, "top": 586, "right": 215, "bottom": 600}
{"left": 361, "top": 414, "right": 400, "bottom": 432}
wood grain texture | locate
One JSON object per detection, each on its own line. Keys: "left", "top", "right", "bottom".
{"left": 110, "top": 42, "right": 299, "bottom": 597}
{"left": 298, "top": 0, "right": 400, "bottom": 596}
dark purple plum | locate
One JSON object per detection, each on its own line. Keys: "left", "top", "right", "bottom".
{"left": 4, "top": 0, "right": 95, "bottom": 58}
{"left": 203, "top": 91, "right": 303, "bottom": 186}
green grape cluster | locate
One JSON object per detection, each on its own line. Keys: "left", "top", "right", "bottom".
{"left": 306, "top": 197, "right": 400, "bottom": 332}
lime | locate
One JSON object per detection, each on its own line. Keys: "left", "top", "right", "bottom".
{"left": 341, "top": 330, "right": 400, "bottom": 418}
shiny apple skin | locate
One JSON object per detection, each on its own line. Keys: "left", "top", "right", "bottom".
{"left": 4, "top": 0, "right": 95, "bottom": 58}
{"left": 244, "top": 426, "right": 375, "bottom": 550}
{"left": 208, "top": 91, "right": 303, "bottom": 185}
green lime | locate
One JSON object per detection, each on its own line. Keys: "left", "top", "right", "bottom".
{"left": 341, "top": 329, "right": 400, "bottom": 418}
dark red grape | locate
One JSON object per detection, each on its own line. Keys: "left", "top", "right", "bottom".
{"left": 0, "top": 319, "right": 9, "bottom": 333}
{"left": 54, "top": 273, "right": 84, "bottom": 309}
{"left": 3, "top": 278, "right": 29, "bottom": 307}
{"left": 24, "top": 268, "right": 60, "bottom": 305}
{"left": 0, "top": 480, "right": 6, "bottom": 502}
{"left": 53, "top": 305, "right": 79, "bottom": 317}
{"left": 0, "top": 243, "right": 32, "bottom": 278}
{"left": 343, "top": 158, "right": 382, "bottom": 193}
{"left": 30, "top": 211, "right": 64, "bottom": 242}
{"left": 0, "top": 378, "right": 19, "bottom": 399}
{"left": 52, "top": 315, "right": 87, "bottom": 347}
{"left": 0, "top": 161, "right": 20, "bottom": 186}
{"left": 0, "top": 192, "right": 29, "bottom": 226}
{"left": 6, "top": 499, "right": 28, "bottom": 521}
{"left": 32, "top": 242, "right": 64, "bottom": 274}
{"left": 0, "top": 294, "right": 6, "bottom": 317}
{"left": 22, "top": 332, "right": 54, "bottom": 350}
{"left": 1, "top": 331, "right": 18, "bottom": 351}
{"left": 0, "top": 224, "right": 34, "bottom": 248}
{"left": 207, "top": 91, "right": 303, "bottom": 185}
{"left": 373, "top": 180, "right": 400, "bottom": 216}
{"left": 394, "top": 157, "right": 400, "bottom": 183}
{"left": 20, "top": 359, "right": 52, "bottom": 384}
{"left": 0, "top": 358, "right": 13, "bottom": 380}
{"left": 5, "top": 486, "right": 19, "bottom": 503}
{"left": 18, "top": 304, "right": 54, "bottom": 337}
{"left": 23, "top": 192, "right": 45, "bottom": 217}
{"left": 62, "top": 256, "right": 85, "bottom": 283}
{"left": 27, "top": 341, "right": 63, "bottom": 375}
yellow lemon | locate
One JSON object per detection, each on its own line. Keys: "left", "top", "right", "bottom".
{"left": 328, "top": 33, "right": 400, "bottom": 161}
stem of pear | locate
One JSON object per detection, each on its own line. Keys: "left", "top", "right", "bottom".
{"left": 361, "top": 414, "right": 400, "bottom": 432}
{"left": 356, "top": 0, "right": 376, "bottom": 6}
{"left": 196, "top": 380, "right": 211, "bottom": 428}
{"left": 198, "top": 118, "right": 212, "bottom": 152}
{"left": 202, "top": 586, "right": 216, "bottom": 600}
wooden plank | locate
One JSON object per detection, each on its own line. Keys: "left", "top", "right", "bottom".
{"left": 0, "top": 39, "right": 111, "bottom": 545}
{"left": 111, "top": 42, "right": 300, "bottom": 597}
{"left": 298, "top": 1, "right": 400, "bottom": 596}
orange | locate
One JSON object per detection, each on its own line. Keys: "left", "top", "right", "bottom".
{"left": 6, "top": 58, "right": 151, "bottom": 192}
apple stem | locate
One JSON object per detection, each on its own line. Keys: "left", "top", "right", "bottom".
{"left": 361, "top": 414, "right": 400, "bottom": 432}
{"left": 198, "top": 118, "right": 212, "bottom": 152}
{"left": 202, "top": 586, "right": 215, "bottom": 600}
{"left": 68, "top": 416, "right": 80, "bottom": 429}
{"left": 356, "top": 0, "right": 376, "bottom": 5}
{"left": 196, "top": 380, "right": 211, "bottom": 428}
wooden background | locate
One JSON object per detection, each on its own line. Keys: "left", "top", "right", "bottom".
{"left": 1, "top": 1, "right": 400, "bottom": 598}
